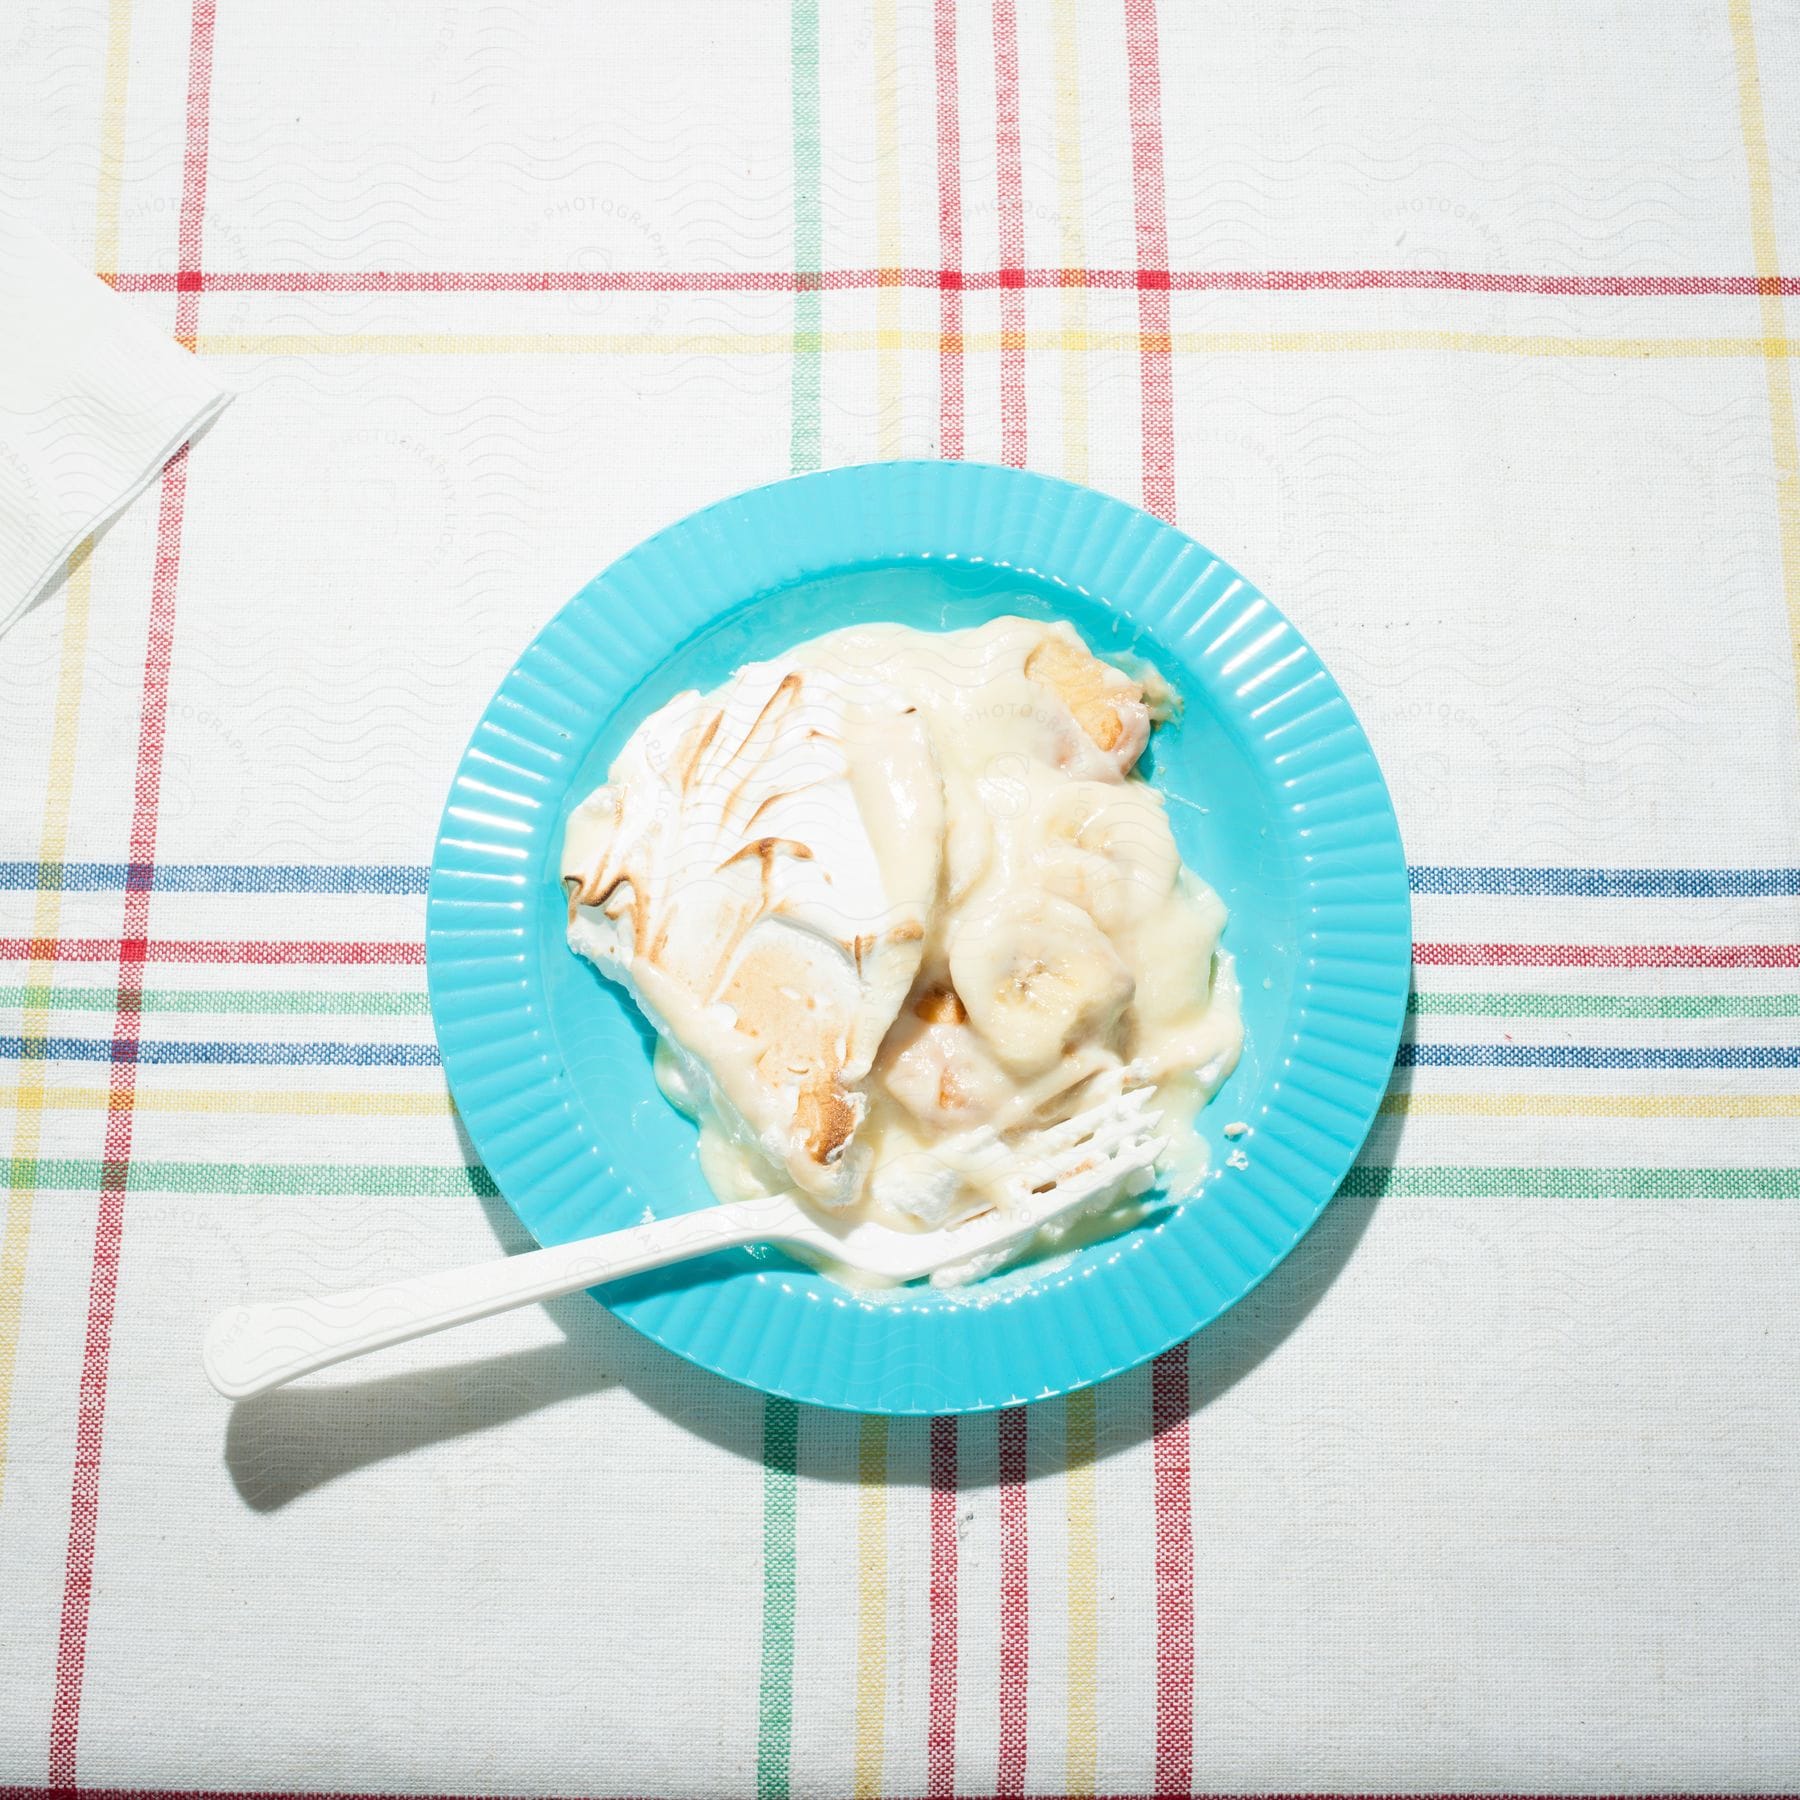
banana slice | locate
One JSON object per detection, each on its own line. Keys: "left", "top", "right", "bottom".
{"left": 1129, "top": 872, "right": 1229, "bottom": 1035}
{"left": 1035, "top": 779, "right": 1180, "bottom": 931}
{"left": 879, "top": 1011, "right": 1013, "bottom": 1129}
{"left": 949, "top": 892, "right": 1134, "bottom": 1076}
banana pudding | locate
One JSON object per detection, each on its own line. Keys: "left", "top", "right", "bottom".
{"left": 561, "top": 616, "right": 1243, "bottom": 1275}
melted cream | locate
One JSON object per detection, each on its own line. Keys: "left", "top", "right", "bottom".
{"left": 563, "top": 616, "right": 1244, "bottom": 1278}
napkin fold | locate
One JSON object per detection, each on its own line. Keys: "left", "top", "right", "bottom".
{"left": 0, "top": 213, "right": 230, "bottom": 639}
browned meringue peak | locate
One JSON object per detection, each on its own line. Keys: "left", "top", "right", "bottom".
{"left": 562, "top": 657, "right": 942, "bottom": 1206}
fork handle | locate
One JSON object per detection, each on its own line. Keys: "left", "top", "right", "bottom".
{"left": 202, "top": 1196, "right": 796, "bottom": 1401}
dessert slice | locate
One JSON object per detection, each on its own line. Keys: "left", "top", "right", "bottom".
{"left": 561, "top": 658, "right": 942, "bottom": 1207}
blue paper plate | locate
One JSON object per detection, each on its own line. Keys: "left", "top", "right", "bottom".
{"left": 426, "top": 462, "right": 1410, "bottom": 1413}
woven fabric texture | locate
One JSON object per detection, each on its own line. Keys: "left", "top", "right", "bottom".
{"left": 2, "top": 1, "right": 1799, "bottom": 1793}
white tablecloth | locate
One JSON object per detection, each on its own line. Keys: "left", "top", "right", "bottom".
{"left": 2, "top": 1, "right": 1798, "bottom": 1792}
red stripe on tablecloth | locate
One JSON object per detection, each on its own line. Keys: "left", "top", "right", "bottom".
{"left": 3, "top": 1790, "right": 1792, "bottom": 1800}
{"left": 46, "top": 469, "right": 187, "bottom": 1788}
{"left": 934, "top": 0, "right": 964, "bottom": 460}
{"left": 1123, "top": 0, "right": 1175, "bottom": 521}
{"left": 1150, "top": 1346, "right": 1193, "bottom": 1798}
{"left": 1414, "top": 942, "right": 1800, "bottom": 968}
{"left": 48, "top": 5, "right": 215, "bottom": 1783}
{"left": 1165, "top": 268, "right": 1800, "bottom": 296}
{"left": 1124, "top": 7, "right": 1191, "bottom": 1787}
{"left": 928, "top": 1414, "right": 959, "bottom": 1797}
{"left": 992, "top": 0, "right": 1027, "bottom": 466}
{"left": 9, "top": 938, "right": 1791, "bottom": 970}
{"left": 171, "top": 0, "right": 215, "bottom": 345}
{"left": 926, "top": 6, "right": 964, "bottom": 1765}
{"left": 995, "top": 1407, "right": 1029, "bottom": 1797}
{"left": 0, "top": 937, "right": 425, "bottom": 966}
{"left": 104, "top": 267, "right": 1800, "bottom": 296}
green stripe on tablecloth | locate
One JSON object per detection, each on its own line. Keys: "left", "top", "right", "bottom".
{"left": 0, "top": 984, "right": 431, "bottom": 1016}
{"left": 11, "top": 1160, "right": 498, "bottom": 1197}
{"left": 13, "top": 1159, "right": 1796, "bottom": 1201}
{"left": 759, "top": 11, "right": 822, "bottom": 1791}
{"left": 1339, "top": 1166, "right": 1800, "bottom": 1199}
{"left": 758, "top": 1395, "right": 800, "bottom": 1798}
{"left": 7, "top": 986, "right": 1796, "bottom": 1022}
{"left": 789, "top": 0, "right": 822, "bottom": 473}
{"left": 1409, "top": 990, "right": 1800, "bottom": 1018}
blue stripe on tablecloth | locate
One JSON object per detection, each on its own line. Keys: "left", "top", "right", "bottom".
{"left": 0, "top": 862, "right": 430, "bottom": 894}
{"left": 1398, "top": 1043, "right": 1800, "bottom": 1069}
{"left": 3, "top": 862, "right": 1797, "bottom": 899}
{"left": 0, "top": 1035, "right": 439, "bottom": 1066}
{"left": 1408, "top": 867, "right": 1800, "bottom": 897}
{"left": 3, "top": 1037, "right": 1792, "bottom": 1070}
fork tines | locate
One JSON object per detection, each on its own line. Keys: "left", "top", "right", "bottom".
{"left": 1004, "top": 1087, "right": 1163, "bottom": 1206}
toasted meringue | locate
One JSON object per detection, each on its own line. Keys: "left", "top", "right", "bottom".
{"left": 562, "top": 658, "right": 941, "bottom": 1206}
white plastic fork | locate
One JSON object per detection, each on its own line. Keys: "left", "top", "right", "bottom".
{"left": 201, "top": 1089, "right": 1164, "bottom": 1401}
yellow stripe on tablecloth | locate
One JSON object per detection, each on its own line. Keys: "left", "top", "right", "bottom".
{"left": 873, "top": 0, "right": 902, "bottom": 457}
{"left": 1171, "top": 330, "right": 1799, "bottom": 358}
{"left": 1053, "top": 0, "right": 1090, "bottom": 487}
{"left": 1, "top": 547, "right": 97, "bottom": 1505}
{"left": 191, "top": 329, "right": 1800, "bottom": 359}
{"left": 849, "top": 13, "right": 902, "bottom": 1789}
{"left": 0, "top": 1085, "right": 454, "bottom": 1117}
{"left": 1, "top": 0, "right": 133, "bottom": 1507}
{"left": 1063, "top": 1382, "right": 1100, "bottom": 1798}
{"left": 1728, "top": 0, "right": 1800, "bottom": 695}
{"left": 1383, "top": 1091, "right": 1800, "bottom": 1119}
{"left": 15, "top": 1084, "right": 1791, "bottom": 1123}
{"left": 91, "top": 0, "right": 135, "bottom": 274}
{"left": 1052, "top": 6, "right": 1099, "bottom": 1788}
{"left": 852, "top": 1413, "right": 888, "bottom": 1800}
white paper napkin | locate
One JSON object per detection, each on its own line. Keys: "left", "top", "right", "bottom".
{"left": 0, "top": 213, "right": 231, "bottom": 639}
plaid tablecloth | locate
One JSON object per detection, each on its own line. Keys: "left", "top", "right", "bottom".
{"left": 4, "top": 2, "right": 1800, "bottom": 1794}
